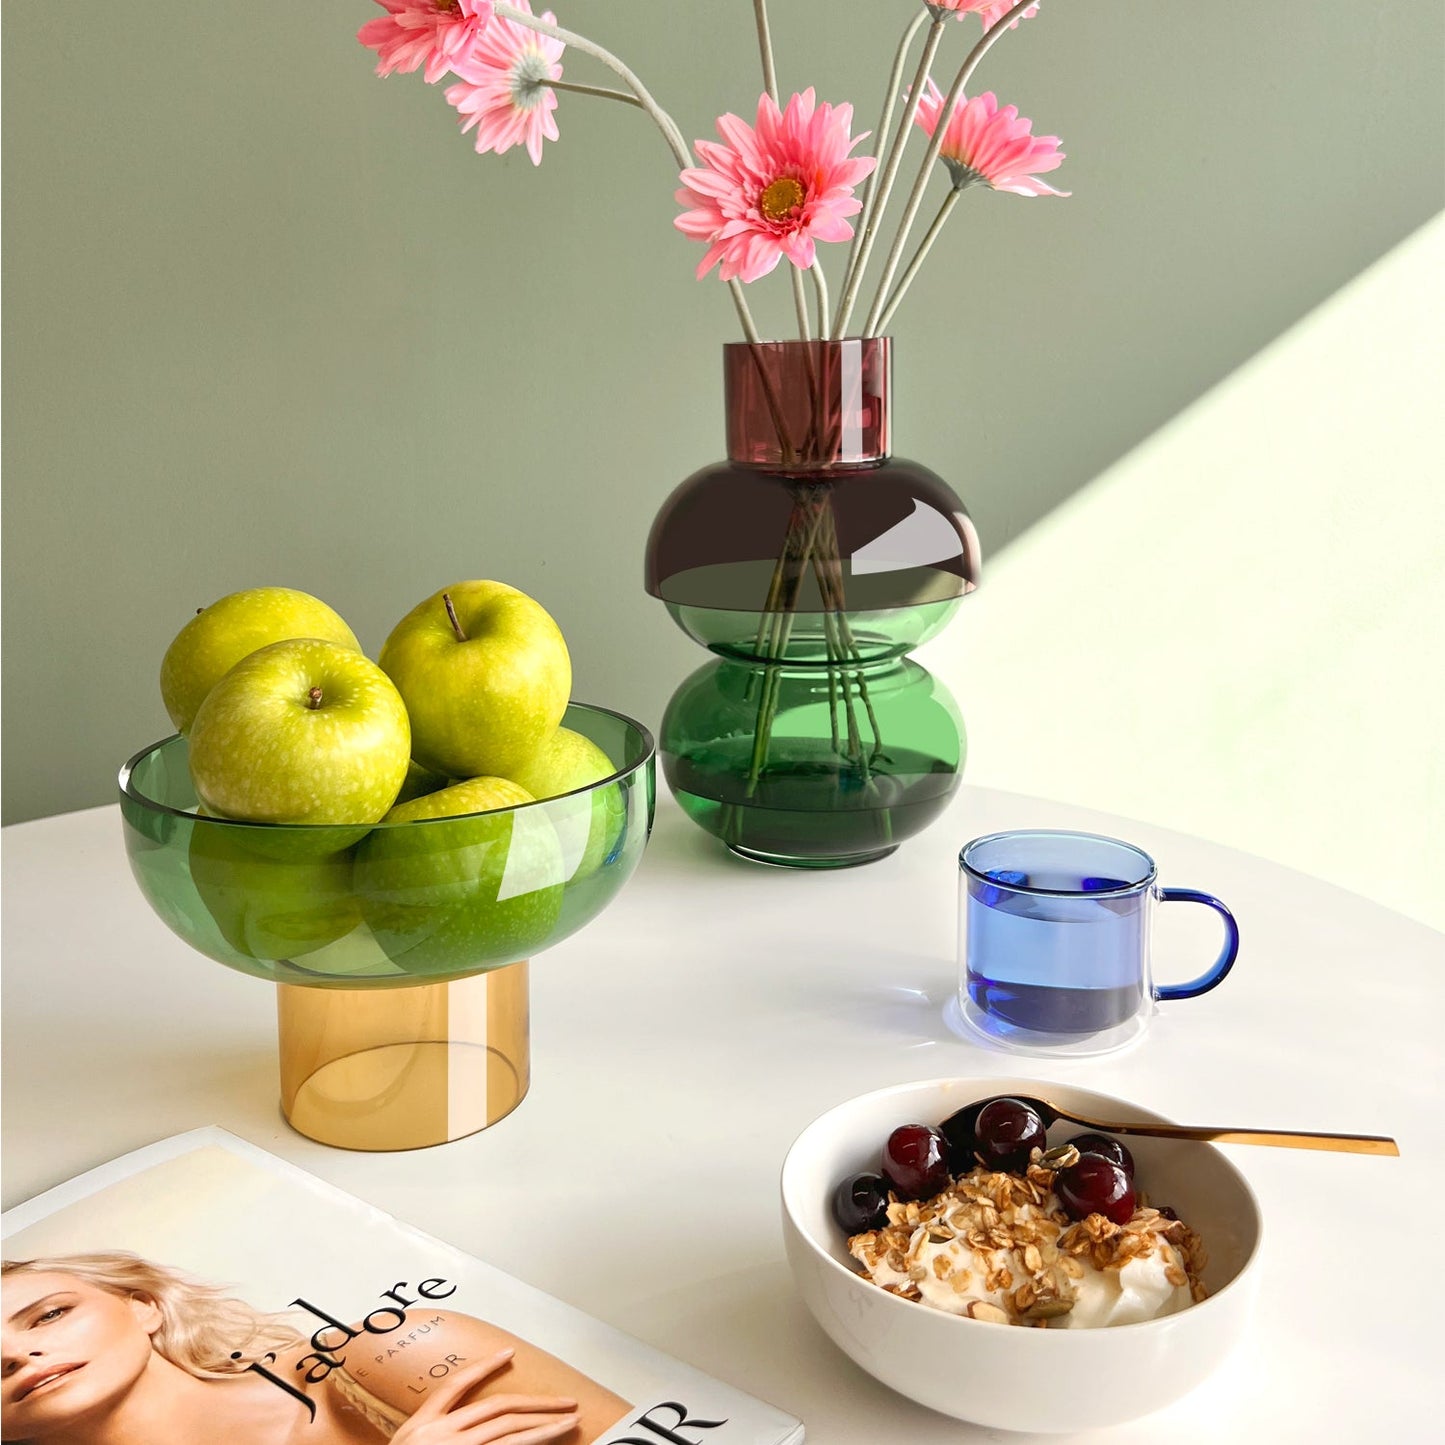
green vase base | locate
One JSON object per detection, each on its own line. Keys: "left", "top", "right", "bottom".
{"left": 726, "top": 841, "right": 900, "bottom": 869}
{"left": 659, "top": 652, "right": 965, "bottom": 871}
{"left": 667, "top": 772, "right": 953, "bottom": 871}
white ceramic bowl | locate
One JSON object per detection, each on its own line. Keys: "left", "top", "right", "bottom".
{"left": 781, "top": 1077, "right": 1262, "bottom": 1434}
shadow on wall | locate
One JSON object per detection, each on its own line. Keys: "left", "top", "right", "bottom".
{"left": 918, "top": 214, "right": 1445, "bottom": 932}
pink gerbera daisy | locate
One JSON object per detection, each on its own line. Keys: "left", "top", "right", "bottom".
{"left": 928, "top": 1, "right": 1041, "bottom": 28}
{"left": 675, "top": 89, "right": 876, "bottom": 284}
{"left": 914, "top": 80, "right": 1068, "bottom": 196}
{"left": 358, "top": 1, "right": 494, "bottom": 84}
{"left": 443, "top": 2, "right": 564, "bottom": 167}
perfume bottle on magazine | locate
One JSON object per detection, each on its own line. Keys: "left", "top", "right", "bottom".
{"left": 2, "top": 1129, "right": 804, "bottom": 1445}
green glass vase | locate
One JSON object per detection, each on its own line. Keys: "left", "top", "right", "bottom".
{"left": 645, "top": 337, "right": 980, "bottom": 868}
{"left": 662, "top": 654, "right": 966, "bottom": 866}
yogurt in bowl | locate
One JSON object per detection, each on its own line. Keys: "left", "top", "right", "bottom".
{"left": 780, "top": 1077, "right": 1262, "bottom": 1433}
{"left": 845, "top": 1145, "right": 1204, "bottom": 1329}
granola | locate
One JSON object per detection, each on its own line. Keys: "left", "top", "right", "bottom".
{"left": 847, "top": 1157, "right": 1206, "bottom": 1329}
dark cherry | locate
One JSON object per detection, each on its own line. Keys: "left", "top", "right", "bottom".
{"left": 1066, "top": 1131, "right": 1135, "bottom": 1178}
{"left": 832, "top": 1172, "right": 891, "bottom": 1235}
{"left": 938, "top": 1101, "right": 986, "bottom": 1173}
{"left": 971, "top": 1097, "right": 1048, "bottom": 1175}
{"left": 1055, "top": 1154, "right": 1137, "bottom": 1225}
{"left": 881, "top": 1124, "right": 952, "bottom": 1200}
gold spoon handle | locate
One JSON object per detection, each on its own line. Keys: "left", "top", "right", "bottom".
{"left": 1069, "top": 1116, "right": 1399, "bottom": 1156}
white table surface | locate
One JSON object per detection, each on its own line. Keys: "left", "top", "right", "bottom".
{"left": 3, "top": 785, "right": 1441, "bottom": 1440}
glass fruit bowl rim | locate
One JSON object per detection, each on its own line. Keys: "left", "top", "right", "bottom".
{"left": 119, "top": 699, "right": 656, "bottom": 832}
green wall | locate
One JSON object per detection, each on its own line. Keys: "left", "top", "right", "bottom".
{"left": 4, "top": 1, "right": 1442, "bottom": 823}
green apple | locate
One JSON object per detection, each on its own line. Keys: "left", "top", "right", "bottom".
{"left": 160, "top": 586, "right": 361, "bottom": 734}
{"left": 378, "top": 580, "right": 571, "bottom": 780}
{"left": 353, "top": 776, "right": 565, "bottom": 978}
{"left": 189, "top": 820, "right": 361, "bottom": 962}
{"left": 190, "top": 810, "right": 369, "bottom": 862}
{"left": 505, "top": 727, "right": 624, "bottom": 881}
{"left": 393, "top": 759, "right": 453, "bottom": 806}
{"left": 189, "top": 638, "right": 410, "bottom": 825}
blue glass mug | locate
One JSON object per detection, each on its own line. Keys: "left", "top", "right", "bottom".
{"left": 956, "top": 829, "right": 1240, "bottom": 1057}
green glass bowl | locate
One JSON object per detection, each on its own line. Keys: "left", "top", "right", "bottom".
{"left": 120, "top": 702, "right": 656, "bottom": 990}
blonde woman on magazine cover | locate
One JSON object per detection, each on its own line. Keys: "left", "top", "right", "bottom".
{"left": 1, "top": 1253, "right": 631, "bottom": 1444}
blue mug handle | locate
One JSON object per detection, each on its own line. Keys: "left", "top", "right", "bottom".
{"left": 1154, "top": 888, "right": 1240, "bottom": 1001}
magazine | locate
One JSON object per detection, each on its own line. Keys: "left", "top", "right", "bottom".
{"left": 2, "top": 1128, "right": 804, "bottom": 1445}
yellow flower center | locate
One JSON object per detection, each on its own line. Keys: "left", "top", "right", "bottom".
{"left": 759, "top": 177, "right": 806, "bottom": 224}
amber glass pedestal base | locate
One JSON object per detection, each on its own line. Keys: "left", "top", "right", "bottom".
{"left": 276, "top": 963, "right": 530, "bottom": 1151}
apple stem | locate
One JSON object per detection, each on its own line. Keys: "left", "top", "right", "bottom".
{"left": 307, "top": 686, "right": 324, "bottom": 710}
{"left": 443, "top": 592, "right": 467, "bottom": 643}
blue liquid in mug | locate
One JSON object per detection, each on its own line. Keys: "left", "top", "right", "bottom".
{"left": 965, "top": 871, "right": 1147, "bottom": 1035}
{"left": 960, "top": 832, "right": 1157, "bottom": 1044}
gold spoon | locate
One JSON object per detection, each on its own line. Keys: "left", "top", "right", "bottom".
{"left": 991, "top": 1095, "right": 1399, "bottom": 1156}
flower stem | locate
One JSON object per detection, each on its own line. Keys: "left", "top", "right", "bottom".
{"left": 791, "top": 268, "right": 812, "bottom": 342}
{"left": 730, "top": 282, "right": 765, "bottom": 345}
{"left": 862, "top": 0, "right": 1037, "bottom": 337}
{"left": 492, "top": 3, "right": 689, "bottom": 168}
{"left": 758, "top": 491, "right": 827, "bottom": 665}
{"left": 832, "top": 15, "right": 944, "bottom": 340}
{"left": 836, "top": 611, "right": 885, "bottom": 766}
{"left": 789, "top": 257, "right": 833, "bottom": 345}
{"left": 744, "top": 490, "right": 830, "bottom": 794}
{"left": 826, "top": 664, "right": 842, "bottom": 757}
{"left": 833, "top": 6, "right": 929, "bottom": 339}
{"left": 546, "top": 78, "right": 643, "bottom": 108}
{"left": 873, "top": 186, "right": 964, "bottom": 334}
{"left": 490, "top": 7, "right": 767, "bottom": 345}
{"left": 753, "top": 0, "right": 779, "bottom": 101}
{"left": 811, "top": 556, "right": 868, "bottom": 781}
{"left": 814, "top": 509, "right": 879, "bottom": 777}
{"left": 810, "top": 263, "right": 830, "bottom": 340}
{"left": 750, "top": 3, "right": 831, "bottom": 349}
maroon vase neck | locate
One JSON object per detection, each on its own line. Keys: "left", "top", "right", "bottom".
{"left": 724, "top": 337, "right": 891, "bottom": 470}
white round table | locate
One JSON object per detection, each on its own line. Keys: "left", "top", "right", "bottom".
{"left": 3, "top": 786, "right": 1440, "bottom": 1440}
